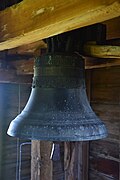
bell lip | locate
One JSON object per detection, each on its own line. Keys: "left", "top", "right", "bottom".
{"left": 7, "top": 134, "right": 108, "bottom": 141}
{"left": 7, "top": 130, "right": 108, "bottom": 141}
{"left": 7, "top": 116, "right": 108, "bottom": 141}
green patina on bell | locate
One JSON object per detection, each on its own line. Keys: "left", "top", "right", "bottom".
{"left": 7, "top": 53, "right": 107, "bottom": 141}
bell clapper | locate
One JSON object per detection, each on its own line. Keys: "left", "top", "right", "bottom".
{"left": 50, "top": 142, "right": 61, "bottom": 161}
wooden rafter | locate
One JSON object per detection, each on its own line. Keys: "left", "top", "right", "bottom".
{"left": 85, "top": 58, "right": 120, "bottom": 69}
{"left": 0, "top": 0, "right": 120, "bottom": 51}
{"left": 84, "top": 44, "right": 120, "bottom": 58}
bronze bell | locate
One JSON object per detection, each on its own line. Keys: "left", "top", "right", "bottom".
{"left": 7, "top": 53, "right": 107, "bottom": 141}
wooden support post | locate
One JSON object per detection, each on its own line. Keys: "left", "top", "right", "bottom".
{"left": 64, "top": 142, "right": 89, "bottom": 180}
{"left": 64, "top": 142, "right": 79, "bottom": 180}
{"left": 31, "top": 140, "right": 53, "bottom": 180}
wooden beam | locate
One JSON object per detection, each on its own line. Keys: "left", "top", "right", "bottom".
{"left": 0, "top": 0, "right": 120, "bottom": 51}
{"left": 84, "top": 44, "right": 120, "bottom": 58}
{"left": 103, "top": 16, "right": 120, "bottom": 39}
{"left": 0, "top": 69, "right": 32, "bottom": 84}
{"left": 31, "top": 141, "right": 41, "bottom": 180}
{"left": 85, "top": 58, "right": 120, "bottom": 69}
{"left": 64, "top": 142, "right": 80, "bottom": 180}
{"left": 64, "top": 142, "right": 89, "bottom": 180}
{"left": 7, "top": 41, "right": 47, "bottom": 55}
{"left": 9, "top": 59, "right": 34, "bottom": 75}
{"left": 31, "top": 141, "right": 53, "bottom": 180}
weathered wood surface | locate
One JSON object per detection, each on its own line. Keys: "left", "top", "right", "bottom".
{"left": 3, "top": 15, "right": 120, "bottom": 57}
{"left": 91, "top": 67, "right": 120, "bottom": 104}
{"left": 0, "top": 69, "right": 32, "bottom": 84}
{"left": 89, "top": 66, "right": 120, "bottom": 180}
{"left": 0, "top": 84, "right": 31, "bottom": 180}
{"left": 52, "top": 142, "right": 64, "bottom": 180}
{"left": 0, "top": 0, "right": 120, "bottom": 50}
{"left": 31, "top": 141, "right": 41, "bottom": 180}
{"left": 64, "top": 142, "right": 89, "bottom": 180}
{"left": 91, "top": 67, "right": 120, "bottom": 85}
{"left": 64, "top": 142, "right": 79, "bottom": 180}
{"left": 31, "top": 141, "right": 53, "bottom": 180}
{"left": 103, "top": 16, "right": 120, "bottom": 40}
{"left": 4, "top": 15, "right": 119, "bottom": 55}
{"left": 92, "top": 104, "right": 120, "bottom": 142}
{"left": 84, "top": 44, "right": 120, "bottom": 58}
{"left": 9, "top": 58, "right": 34, "bottom": 75}
{"left": 85, "top": 58, "right": 120, "bottom": 69}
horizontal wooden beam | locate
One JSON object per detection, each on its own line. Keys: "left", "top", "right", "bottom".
{"left": 7, "top": 41, "right": 47, "bottom": 55}
{"left": 9, "top": 59, "right": 34, "bottom": 75}
{"left": 85, "top": 58, "right": 120, "bottom": 69}
{"left": 0, "top": 69, "right": 32, "bottom": 84}
{"left": 0, "top": 0, "right": 120, "bottom": 51}
{"left": 84, "top": 44, "right": 120, "bottom": 58}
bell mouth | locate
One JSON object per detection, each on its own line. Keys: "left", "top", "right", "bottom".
{"left": 7, "top": 118, "right": 107, "bottom": 141}
{"left": 7, "top": 53, "right": 108, "bottom": 141}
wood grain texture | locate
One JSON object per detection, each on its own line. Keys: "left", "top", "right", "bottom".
{"left": 90, "top": 140, "right": 119, "bottom": 161}
{"left": 89, "top": 170, "right": 118, "bottom": 180}
{"left": 90, "top": 157, "right": 119, "bottom": 179}
{"left": 64, "top": 142, "right": 89, "bottom": 180}
{"left": 85, "top": 58, "right": 120, "bottom": 69}
{"left": 103, "top": 16, "right": 120, "bottom": 39}
{"left": 31, "top": 141, "right": 53, "bottom": 180}
{"left": 89, "top": 66, "right": 120, "bottom": 180}
{"left": 0, "top": 0, "right": 120, "bottom": 50}
{"left": 0, "top": 69, "right": 32, "bottom": 84}
{"left": 91, "top": 67, "right": 120, "bottom": 104}
{"left": 84, "top": 44, "right": 120, "bottom": 58}
{"left": 31, "top": 141, "right": 41, "bottom": 180}
{"left": 0, "top": 84, "right": 31, "bottom": 180}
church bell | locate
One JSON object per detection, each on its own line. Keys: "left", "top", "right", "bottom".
{"left": 7, "top": 53, "right": 107, "bottom": 141}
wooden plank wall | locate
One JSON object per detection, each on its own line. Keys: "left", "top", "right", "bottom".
{"left": 89, "top": 66, "right": 120, "bottom": 180}
{"left": 0, "top": 83, "right": 31, "bottom": 180}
